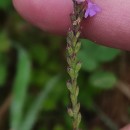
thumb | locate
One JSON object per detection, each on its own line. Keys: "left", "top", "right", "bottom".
{"left": 13, "top": 0, "right": 130, "bottom": 50}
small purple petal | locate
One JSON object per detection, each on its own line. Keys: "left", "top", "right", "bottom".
{"left": 84, "top": 0, "right": 101, "bottom": 18}
{"left": 84, "top": 9, "right": 89, "bottom": 18}
{"left": 89, "top": 10, "right": 97, "bottom": 17}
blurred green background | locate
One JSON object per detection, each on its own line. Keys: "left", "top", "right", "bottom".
{"left": 0, "top": 1, "right": 130, "bottom": 130}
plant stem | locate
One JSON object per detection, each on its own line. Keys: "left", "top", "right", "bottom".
{"left": 66, "top": 1, "right": 85, "bottom": 130}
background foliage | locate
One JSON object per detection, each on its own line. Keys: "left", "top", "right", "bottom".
{"left": 0, "top": 1, "right": 130, "bottom": 130}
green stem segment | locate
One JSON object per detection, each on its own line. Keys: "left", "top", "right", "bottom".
{"left": 66, "top": 1, "right": 85, "bottom": 130}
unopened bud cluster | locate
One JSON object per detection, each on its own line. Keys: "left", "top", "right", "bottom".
{"left": 66, "top": 1, "right": 85, "bottom": 130}
{"left": 66, "top": 0, "right": 101, "bottom": 130}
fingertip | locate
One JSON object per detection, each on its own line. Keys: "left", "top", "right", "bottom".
{"left": 12, "top": 0, "right": 73, "bottom": 34}
{"left": 13, "top": 0, "right": 130, "bottom": 50}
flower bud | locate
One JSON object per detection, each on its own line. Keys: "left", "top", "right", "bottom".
{"left": 67, "top": 67, "right": 75, "bottom": 79}
{"left": 68, "top": 108, "right": 73, "bottom": 117}
{"left": 67, "top": 80, "right": 72, "bottom": 92}
{"left": 75, "top": 87, "right": 79, "bottom": 97}
{"left": 77, "top": 113, "right": 82, "bottom": 127}
{"left": 75, "top": 62, "right": 82, "bottom": 73}
{"left": 75, "top": 42, "right": 81, "bottom": 53}
{"left": 75, "top": 103, "right": 80, "bottom": 114}
{"left": 67, "top": 45, "right": 73, "bottom": 55}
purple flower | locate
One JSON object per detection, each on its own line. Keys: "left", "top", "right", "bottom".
{"left": 85, "top": 0, "right": 101, "bottom": 18}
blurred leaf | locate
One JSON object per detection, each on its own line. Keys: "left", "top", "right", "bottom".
{"left": 20, "top": 75, "right": 60, "bottom": 130}
{"left": 79, "top": 39, "right": 121, "bottom": 72}
{"left": 0, "top": 31, "right": 10, "bottom": 52}
{"left": 0, "top": 63, "right": 7, "bottom": 87}
{"left": 47, "top": 60, "right": 62, "bottom": 73}
{"left": 94, "top": 46, "right": 121, "bottom": 62}
{"left": 64, "top": 114, "right": 72, "bottom": 129}
{"left": 49, "top": 36, "right": 63, "bottom": 50}
{"left": 31, "top": 70, "right": 51, "bottom": 87}
{"left": 89, "top": 70, "right": 117, "bottom": 89}
{"left": 80, "top": 93, "right": 94, "bottom": 109}
{"left": 29, "top": 44, "right": 49, "bottom": 66}
{"left": 10, "top": 46, "right": 31, "bottom": 130}
{"left": 81, "top": 39, "right": 102, "bottom": 59}
{"left": 0, "top": 0, "right": 11, "bottom": 10}
{"left": 78, "top": 51, "right": 99, "bottom": 72}
{"left": 43, "top": 79, "right": 65, "bottom": 110}
{"left": 53, "top": 124, "right": 65, "bottom": 130}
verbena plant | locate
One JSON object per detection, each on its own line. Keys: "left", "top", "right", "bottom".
{"left": 66, "top": 0, "right": 100, "bottom": 130}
